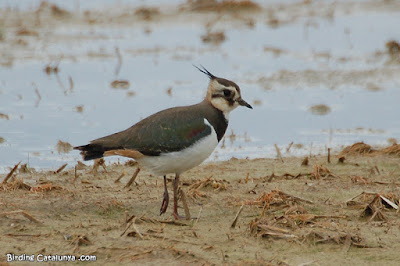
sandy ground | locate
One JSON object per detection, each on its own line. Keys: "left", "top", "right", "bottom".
{"left": 1, "top": 144, "right": 400, "bottom": 265}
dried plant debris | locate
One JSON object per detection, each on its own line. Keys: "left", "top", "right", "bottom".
{"left": 300, "top": 230, "right": 363, "bottom": 246}
{"left": 0, "top": 137, "right": 5, "bottom": 144}
{"left": 44, "top": 64, "right": 59, "bottom": 75}
{"left": 293, "top": 143, "right": 304, "bottom": 149}
{"left": 231, "top": 204, "right": 244, "bottom": 228}
{"left": 124, "top": 160, "right": 138, "bottom": 167}
{"left": 19, "top": 163, "right": 32, "bottom": 174}
{"left": 75, "top": 161, "right": 88, "bottom": 170}
{"left": 250, "top": 217, "right": 362, "bottom": 247}
{"left": 264, "top": 172, "right": 304, "bottom": 182}
{"left": 186, "top": 0, "right": 261, "bottom": 13}
{"left": 92, "top": 158, "right": 107, "bottom": 174}
{"left": 187, "top": 176, "right": 228, "bottom": 191}
{"left": 276, "top": 213, "right": 347, "bottom": 229}
{"left": 250, "top": 219, "right": 297, "bottom": 239}
{"left": 274, "top": 144, "right": 284, "bottom": 162}
{"left": 110, "top": 80, "right": 130, "bottom": 89}
{"left": 56, "top": 140, "right": 73, "bottom": 154}
{"left": 264, "top": 46, "right": 284, "bottom": 56}
{"left": 30, "top": 183, "right": 62, "bottom": 192}
{"left": 386, "top": 40, "right": 400, "bottom": 56}
{"left": 16, "top": 28, "right": 39, "bottom": 37}
{"left": 126, "top": 91, "right": 136, "bottom": 97}
{"left": 123, "top": 168, "right": 140, "bottom": 188}
{"left": 186, "top": 176, "right": 228, "bottom": 201}
{"left": 365, "top": 83, "right": 383, "bottom": 92}
{"left": 55, "top": 163, "right": 68, "bottom": 174}
{"left": 387, "top": 138, "right": 397, "bottom": 145}
{"left": 340, "top": 142, "right": 373, "bottom": 156}
{"left": 0, "top": 210, "right": 41, "bottom": 223}
{"left": 166, "top": 87, "right": 172, "bottom": 96}
{"left": 37, "top": 2, "right": 71, "bottom": 18}
{"left": 201, "top": 31, "right": 226, "bottom": 44}
{"left": 359, "top": 195, "right": 392, "bottom": 222}
{"left": 377, "top": 144, "right": 400, "bottom": 156}
{"left": 134, "top": 7, "right": 160, "bottom": 20}
{"left": 309, "top": 104, "right": 331, "bottom": 115}
{"left": 245, "top": 190, "right": 312, "bottom": 207}
{"left": 2, "top": 179, "right": 32, "bottom": 191}
{"left": 351, "top": 175, "right": 369, "bottom": 184}
{"left": 1, "top": 162, "right": 21, "bottom": 186}
{"left": 346, "top": 192, "right": 399, "bottom": 213}
{"left": 75, "top": 105, "right": 84, "bottom": 113}
{"left": 311, "top": 165, "right": 340, "bottom": 179}
{"left": 252, "top": 99, "right": 262, "bottom": 106}
{"left": 0, "top": 113, "right": 10, "bottom": 120}
{"left": 257, "top": 76, "right": 272, "bottom": 90}
{"left": 186, "top": 188, "right": 209, "bottom": 200}
{"left": 50, "top": 4, "right": 70, "bottom": 17}
{"left": 71, "top": 234, "right": 91, "bottom": 252}
{"left": 339, "top": 142, "right": 400, "bottom": 157}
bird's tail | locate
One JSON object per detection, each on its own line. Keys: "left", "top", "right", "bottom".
{"left": 74, "top": 144, "right": 106, "bottom": 161}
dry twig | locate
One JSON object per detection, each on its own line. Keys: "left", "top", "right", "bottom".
{"left": 274, "top": 144, "right": 284, "bottom": 162}
{"left": 328, "top": 148, "right": 331, "bottom": 163}
{"left": 231, "top": 204, "right": 244, "bottom": 228}
{"left": 114, "top": 172, "right": 125, "bottom": 183}
{"left": 0, "top": 210, "right": 41, "bottom": 223}
{"left": 55, "top": 163, "right": 67, "bottom": 174}
{"left": 124, "top": 168, "right": 140, "bottom": 188}
{"left": 1, "top": 162, "right": 21, "bottom": 185}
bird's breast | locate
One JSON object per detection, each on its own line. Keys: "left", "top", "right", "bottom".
{"left": 137, "top": 123, "right": 219, "bottom": 175}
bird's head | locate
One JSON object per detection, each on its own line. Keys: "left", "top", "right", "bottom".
{"left": 195, "top": 65, "right": 252, "bottom": 115}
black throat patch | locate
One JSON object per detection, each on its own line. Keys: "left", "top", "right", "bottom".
{"left": 205, "top": 107, "right": 228, "bottom": 142}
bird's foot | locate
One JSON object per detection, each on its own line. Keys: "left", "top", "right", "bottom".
{"left": 173, "top": 212, "right": 189, "bottom": 220}
{"left": 173, "top": 209, "right": 196, "bottom": 220}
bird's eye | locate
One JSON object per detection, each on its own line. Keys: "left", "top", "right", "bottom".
{"left": 223, "top": 89, "right": 231, "bottom": 97}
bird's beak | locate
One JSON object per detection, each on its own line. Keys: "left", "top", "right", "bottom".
{"left": 237, "top": 98, "right": 253, "bottom": 109}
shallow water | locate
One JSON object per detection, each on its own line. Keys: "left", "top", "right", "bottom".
{"left": 1, "top": 0, "right": 399, "bottom": 172}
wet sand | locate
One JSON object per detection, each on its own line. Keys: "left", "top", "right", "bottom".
{"left": 1, "top": 145, "right": 400, "bottom": 265}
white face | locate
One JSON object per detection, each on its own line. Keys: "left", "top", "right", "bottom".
{"left": 207, "top": 79, "right": 252, "bottom": 114}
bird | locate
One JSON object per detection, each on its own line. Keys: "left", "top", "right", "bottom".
{"left": 74, "top": 66, "right": 252, "bottom": 219}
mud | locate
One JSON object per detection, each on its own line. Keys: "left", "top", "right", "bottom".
{"left": 1, "top": 149, "right": 400, "bottom": 265}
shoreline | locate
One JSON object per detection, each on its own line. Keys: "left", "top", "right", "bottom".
{"left": 0, "top": 141, "right": 397, "bottom": 174}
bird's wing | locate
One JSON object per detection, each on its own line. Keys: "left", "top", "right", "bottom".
{"left": 90, "top": 106, "right": 213, "bottom": 156}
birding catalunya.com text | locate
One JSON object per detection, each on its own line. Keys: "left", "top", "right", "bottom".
{"left": 6, "top": 253, "right": 97, "bottom": 262}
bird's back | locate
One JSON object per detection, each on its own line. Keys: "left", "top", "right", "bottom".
{"left": 75, "top": 100, "right": 228, "bottom": 160}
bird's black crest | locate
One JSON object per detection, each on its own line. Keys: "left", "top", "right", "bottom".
{"left": 193, "top": 64, "right": 216, "bottom": 79}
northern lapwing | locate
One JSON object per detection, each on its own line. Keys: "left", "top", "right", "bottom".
{"left": 74, "top": 66, "right": 252, "bottom": 219}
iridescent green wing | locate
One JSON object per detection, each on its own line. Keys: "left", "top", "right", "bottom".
{"left": 118, "top": 108, "right": 212, "bottom": 155}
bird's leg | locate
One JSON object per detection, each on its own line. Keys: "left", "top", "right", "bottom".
{"left": 173, "top": 173, "right": 181, "bottom": 219}
{"left": 160, "top": 175, "right": 169, "bottom": 215}
{"left": 173, "top": 173, "right": 189, "bottom": 220}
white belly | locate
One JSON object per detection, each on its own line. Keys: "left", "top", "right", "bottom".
{"left": 137, "top": 122, "right": 218, "bottom": 176}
